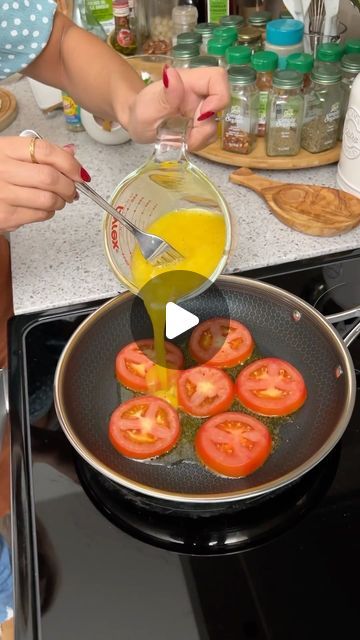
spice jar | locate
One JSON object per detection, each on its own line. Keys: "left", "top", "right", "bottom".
{"left": 339, "top": 54, "right": 360, "bottom": 140}
{"left": 252, "top": 50, "right": 278, "bottom": 136}
{"left": 172, "top": 43, "right": 200, "bottom": 68}
{"left": 286, "top": 52, "right": 314, "bottom": 93}
{"left": 247, "top": 11, "right": 272, "bottom": 42}
{"left": 344, "top": 39, "right": 360, "bottom": 56}
{"left": 177, "top": 31, "right": 202, "bottom": 46}
{"left": 171, "top": 5, "right": 198, "bottom": 45}
{"left": 112, "top": 0, "right": 137, "bottom": 55}
{"left": 266, "top": 69, "right": 304, "bottom": 156}
{"left": 264, "top": 19, "right": 304, "bottom": 70}
{"left": 195, "top": 22, "right": 217, "bottom": 55}
{"left": 212, "top": 25, "right": 238, "bottom": 46}
{"left": 207, "top": 38, "right": 230, "bottom": 67}
{"left": 301, "top": 68, "right": 342, "bottom": 153}
{"left": 220, "top": 14, "right": 245, "bottom": 30}
{"left": 222, "top": 66, "right": 259, "bottom": 155}
{"left": 237, "top": 25, "right": 262, "bottom": 54}
{"left": 225, "top": 45, "right": 252, "bottom": 68}
{"left": 314, "top": 42, "right": 344, "bottom": 72}
{"left": 189, "top": 55, "right": 219, "bottom": 68}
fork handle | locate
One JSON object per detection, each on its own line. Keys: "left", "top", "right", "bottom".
{"left": 75, "top": 182, "right": 139, "bottom": 234}
{"left": 19, "top": 128, "right": 138, "bottom": 235}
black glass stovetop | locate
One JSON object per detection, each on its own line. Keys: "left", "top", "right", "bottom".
{"left": 9, "top": 249, "right": 360, "bottom": 640}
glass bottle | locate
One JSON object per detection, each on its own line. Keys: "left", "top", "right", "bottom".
{"left": 172, "top": 43, "right": 200, "bottom": 68}
{"left": 212, "top": 25, "right": 238, "bottom": 46}
{"left": 339, "top": 54, "right": 360, "bottom": 140}
{"left": 222, "top": 66, "right": 259, "bottom": 155}
{"left": 344, "top": 39, "right": 360, "bottom": 56}
{"left": 301, "top": 68, "right": 342, "bottom": 153}
{"left": 195, "top": 22, "right": 217, "bottom": 54}
{"left": 177, "top": 31, "right": 202, "bottom": 46}
{"left": 286, "top": 52, "right": 314, "bottom": 93}
{"left": 189, "top": 55, "right": 219, "bottom": 67}
{"left": 172, "top": 4, "right": 198, "bottom": 45}
{"left": 207, "top": 38, "right": 230, "bottom": 67}
{"left": 146, "top": 0, "right": 178, "bottom": 53}
{"left": 251, "top": 50, "right": 278, "bottom": 136}
{"left": 266, "top": 70, "right": 304, "bottom": 156}
{"left": 225, "top": 45, "right": 252, "bottom": 68}
{"left": 112, "top": 0, "right": 137, "bottom": 55}
{"left": 237, "top": 26, "right": 263, "bottom": 54}
{"left": 314, "top": 42, "right": 344, "bottom": 72}
{"left": 220, "top": 14, "right": 245, "bottom": 30}
{"left": 247, "top": 10, "right": 272, "bottom": 42}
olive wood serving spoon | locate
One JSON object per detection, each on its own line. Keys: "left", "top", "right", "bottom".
{"left": 229, "top": 167, "right": 360, "bottom": 237}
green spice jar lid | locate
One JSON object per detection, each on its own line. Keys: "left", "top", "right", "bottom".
{"left": 247, "top": 11, "right": 272, "bottom": 26}
{"left": 228, "top": 65, "right": 257, "bottom": 84}
{"left": 316, "top": 42, "right": 344, "bottom": 62}
{"left": 213, "top": 25, "right": 238, "bottom": 43}
{"left": 345, "top": 39, "right": 360, "bottom": 55}
{"left": 286, "top": 52, "right": 314, "bottom": 73}
{"left": 272, "top": 69, "right": 303, "bottom": 88}
{"left": 225, "top": 45, "right": 252, "bottom": 65}
{"left": 177, "top": 31, "right": 202, "bottom": 45}
{"left": 238, "top": 25, "right": 262, "bottom": 43}
{"left": 251, "top": 50, "right": 278, "bottom": 71}
{"left": 340, "top": 53, "right": 360, "bottom": 73}
{"left": 195, "top": 22, "right": 217, "bottom": 36}
{"left": 311, "top": 67, "right": 342, "bottom": 84}
{"left": 207, "top": 38, "right": 229, "bottom": 55}
{"left": 220, "top": 14, "right": 245, "bottom": 27}
{"left": 172, "top": 43, "right": 200, "bottom": 58}
{"left": 189, "top": 55, "right": 219, "bottom": 68}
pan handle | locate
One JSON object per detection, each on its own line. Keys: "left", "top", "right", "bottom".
{"left": 325, "top": 307, "right": 360, "bottom": 348}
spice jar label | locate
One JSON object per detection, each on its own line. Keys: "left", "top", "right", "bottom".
{"left": 258, "top": 91, "right": 269, "bottom": 125}
{"left": 324, "top": 102, "right": 341, "bottom": 123}
{"left": 342, "top": 106, "right": 360, "bottom": 160}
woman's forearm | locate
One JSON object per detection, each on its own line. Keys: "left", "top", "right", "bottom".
{"left": 25, "top": 11, "right": 145, "bottom": 129}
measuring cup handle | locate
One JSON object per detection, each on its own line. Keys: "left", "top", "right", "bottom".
{"left": 75, "top": 183, "right": 138, "bottom": 234}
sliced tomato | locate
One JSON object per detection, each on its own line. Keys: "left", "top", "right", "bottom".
{"left": 189, "top": 318, "right": 254, "bottom": 368}
{"left": 115, "top": 339, "right": 184, "bottom": 392}
{"left": 195, "top": 412, "right": 272, "bottom": 477}
{"left": 177, "top": 366, "right": 234, "bottom": 417}
{"left": 109, "top": 396, "right": 180, "bottom": 459}
{"left": 236, "top": 357, "right": 307, "bottom": 417}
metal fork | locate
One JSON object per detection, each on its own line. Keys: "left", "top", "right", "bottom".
{"left": 20, "top": 129, "right": 183, "bottom": 267}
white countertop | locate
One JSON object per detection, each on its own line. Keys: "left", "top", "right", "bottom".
{"left": 4, "top": 76, "right": 360, "bottom": 315}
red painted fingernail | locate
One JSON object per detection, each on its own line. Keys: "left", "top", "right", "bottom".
{"left": 80, "top": 167, "right": 91, "bottom": 182}
{"left": 197, "top": 111, "right": 215, "bottom": 122}
{"left": 63, "top": 143, "right": 76, "bottom": 152}
{"left": 162, "top": 64, "right": 169, "bottom": 89}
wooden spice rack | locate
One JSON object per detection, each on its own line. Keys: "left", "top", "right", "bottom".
{"left": 193, "top": 137, "right": 341, "bottom": 170}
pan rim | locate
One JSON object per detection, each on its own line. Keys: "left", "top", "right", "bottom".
{"left": 54, "top": 274, "right": 356, "bottom": 503}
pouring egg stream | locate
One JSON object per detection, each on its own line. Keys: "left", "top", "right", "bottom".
{"left": 131, "top": 207, "right": 226, "bottom": 406}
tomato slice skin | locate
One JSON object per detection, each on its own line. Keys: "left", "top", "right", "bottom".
{"left": 189, "top": 318, "right": 254, "bottom": 368}
{"left": 109, "top": 396, "right": 181, "bottom": 459}
{"left": 115, "top": 339, "right": 184, "bottom": 393}
{"left": 236, "top": 357, "right": 307, "bottom": 417}
{"left": 195, "top": 412, "right": 272, "bottom": 477}
{"left": 177, "top": 366, "right": 235, "bottom": 417}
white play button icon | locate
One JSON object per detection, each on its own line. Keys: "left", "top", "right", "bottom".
{"left": 165, "top": 302, "right": 199, "bottom": 340}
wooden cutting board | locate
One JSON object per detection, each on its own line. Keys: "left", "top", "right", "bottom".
{"left": 230, "top": 167, "right": 360, "bottom": 237}
{"left": 0, "top": 88, "right": 17, "bottom": 132}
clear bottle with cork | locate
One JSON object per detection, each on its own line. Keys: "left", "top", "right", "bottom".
{"left": 112, "top": 0, "right": 137, "bottom": 55}
{"left": 251, "top": 50, "right": 278, "bottom": 136}
{"left": 266, "top": 70, "right": 304, "bottom": 156}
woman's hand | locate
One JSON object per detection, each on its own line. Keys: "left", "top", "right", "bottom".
{"left": 125, "top": 66, "right": 230, "bottom": 151}
{"left": 0, "top": 136, "right": 87, "bottom": 233}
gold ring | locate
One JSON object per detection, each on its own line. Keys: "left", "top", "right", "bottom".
{"left": 29, "top": 136, "right": 38, "bottom": 164}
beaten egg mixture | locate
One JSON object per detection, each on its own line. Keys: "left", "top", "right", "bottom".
{"left": 131, "top": 208, "right": 226, "bottom": 405}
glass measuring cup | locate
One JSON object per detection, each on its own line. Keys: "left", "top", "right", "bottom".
{"left": 103, "top": 116, "right": 233, "bottom": 299}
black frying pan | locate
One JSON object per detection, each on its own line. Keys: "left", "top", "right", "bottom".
{"left": 54, "top": 275, "right": 359, "bottom": 505}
